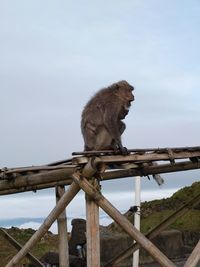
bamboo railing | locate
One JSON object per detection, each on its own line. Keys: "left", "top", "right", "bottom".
{"left": 0, "top": 146, "right": 200, "bottom": 267}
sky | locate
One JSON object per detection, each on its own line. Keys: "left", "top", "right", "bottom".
{"left": 0, "top": 0, "right": 200, "bottom": 232}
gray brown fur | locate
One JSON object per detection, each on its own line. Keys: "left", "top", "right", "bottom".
{"left": 81, "top": 80, "right": 134, "bottom": 154}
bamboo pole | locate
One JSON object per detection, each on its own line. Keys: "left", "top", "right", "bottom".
{"left": 0, "top": 165, "right": 74, "bottom": 176}
{"left": 5, "top": 181, "right": 80, "bottom": 267}
{"left": 105, "top": 192, "right": 200, "bottom": 267}
{"left": 71, "top": 173, "right": 176, "bottom": 267}
{"left": 102, "top": 160, "right": 200, "bottom": 181}
{"left": 0, "top": 168, "right": 74, "bottom": 193}
{"left": 56, "top": 185, "right": 69, "bottom": 267}
{"left": 0, "top": 160, "right": 199, "bottom": 196}
{"left": 72, "top": 146, "right": 200, "bottom": 156}
{"left": 183, "top": 240, "right": 200, "bottom": 267}
{"left": 0, "top": 228, "right": 43, "bottom": 267}
{"left": 0, "top": 180, "right": 70, "bottom": 196}
{"left": 86, "top": 181, "right": 100, "bottom": 267}
{"left": 72, "top": 150, "right": 200, "bottom": 164}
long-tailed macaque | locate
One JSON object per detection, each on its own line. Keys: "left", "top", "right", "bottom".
{"left": 81, "top": 80, "right": 134, "bottom": 154}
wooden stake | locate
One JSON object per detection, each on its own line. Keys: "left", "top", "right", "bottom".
{"left": 86, "top": 179, "right": 100, "bottom": 267}
{"left": 5, "top": 181, "right": 80, "bottom": 267}
{"left": 72, "top": 173, "right": 176, "bottom": 267}
{"left": 56, "top": 186, "right": 69, "bottom": 267}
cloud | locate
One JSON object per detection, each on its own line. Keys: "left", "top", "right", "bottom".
{"left": 19, "top": 221, "right": 58, "bottom": 234}
{"left": 0, "top": 188, "right": 177, "bottom": 220}
{"left": 1, "top": 187, "right": 180, "bottom": 234}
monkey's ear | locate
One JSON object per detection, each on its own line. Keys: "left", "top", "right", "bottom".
{"left": 112, "top": 82, "right": 120, "bottom": 93}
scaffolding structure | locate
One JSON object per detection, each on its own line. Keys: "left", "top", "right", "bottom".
{"left": 0, "top": 146, "right": 200, "bottom": 267}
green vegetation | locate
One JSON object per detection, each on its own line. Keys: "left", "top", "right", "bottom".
{"left": 141, "top": 210, "right": 200, "bottom": 233}
{"left": 108, "top": 181, "right": 200, "bottom": 233}
{"left": 141, "top": 181, "right": 200, "bottom": 233}
{"left": 0, "top": 228, "right": 58, "bottom": 266}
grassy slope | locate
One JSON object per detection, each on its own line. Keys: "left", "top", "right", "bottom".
{"left": 0, "top": 228, "right": 58, "bottom": 266}
{"left": 141, "top": 181, "right": 200, "bottom": 233}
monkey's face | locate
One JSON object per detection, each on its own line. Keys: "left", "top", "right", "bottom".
{"left": 116, "top": 82, "right": 135, "bottom": 109}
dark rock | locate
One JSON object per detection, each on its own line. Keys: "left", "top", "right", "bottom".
{"left": 182, "top": 231, "right": 200, "bottom": 247}
{"left": 140, "top": 230, "right": 186, "bottom": 264}
{"left": 25, "top": 254, "right": 86, "bottom": 267}
{"left": 69, "top": 255, "right": 86, "bottom": 267}
{"left": 40, "top": 251, "right": 59, "bottom": 265}
{"left": 69, "top": 219, "right": 86, "bottom": 256}
{"left": 152, "top": 230, "right": 185, "bottom": 258}
{"left": 100, "top": 230, "right": 132, "bottom": 265}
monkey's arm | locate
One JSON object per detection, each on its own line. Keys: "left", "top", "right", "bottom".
{"left": 103, "top": 105, "right": 128, "bottom": 155}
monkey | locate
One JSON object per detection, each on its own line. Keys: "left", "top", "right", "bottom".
{"left": 81, "top": 80, "right": 134, "bottom": 155}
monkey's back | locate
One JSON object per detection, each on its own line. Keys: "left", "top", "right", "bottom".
{"left": 81, "top": 87, "right": 118, "bottom": 130}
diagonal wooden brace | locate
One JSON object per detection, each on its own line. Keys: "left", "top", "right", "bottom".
{"left": 5, "top": 181, "right": 80, "bottom": 267}
{"left": 71, "top": 172, "right": 176, "bottom": 267}
{"left": 183, "top": 239, "right": 200, "bottom": 267}
{"left": 106, "top": 192, "right": 200, "bottom": 266}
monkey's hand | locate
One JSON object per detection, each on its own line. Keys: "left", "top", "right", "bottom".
{"left": 118, "top": 144, "right": 129, "bottom": 155}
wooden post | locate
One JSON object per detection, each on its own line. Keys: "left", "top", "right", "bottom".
{"left": 183, "top": 240, "right": 200, "bottom": 267}
{"left": 5, "top": 181, "right": 80, "bottom": 267}
{"left": 133, "top": 176, "right": 141, "bottom": 267}
{"left": 86, "top": 179, "right": 100, "bottom": 267}
{"left": 72, "top": 173, "right": 176, "bottom": 267}
{"left": 56, "top": 185, "right": 69, "bottom": 267}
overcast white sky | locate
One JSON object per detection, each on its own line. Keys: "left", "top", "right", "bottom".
{"left": 0, "top": 1, "right": 200, "bottom": 229}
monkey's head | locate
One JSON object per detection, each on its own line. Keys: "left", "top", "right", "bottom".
{"left": 114, "top": 80, "right": 135, "bottom": 110}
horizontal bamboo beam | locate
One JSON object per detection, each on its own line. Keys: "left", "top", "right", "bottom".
{"left": 0, "top": 168, "right": 75, "bottom": 192}
{"left": 71, "top": 173, "right": 176, "bottom": 267}
{"left": 1, "top": 146, "right": 199, "bottom": 178}
{"left": 106, "top": 192, "right": 200, "bottom": 266}
{"left": 73, "top": 150, "right": 200, "bottom": 164}
{"left": 102, "top": 160, "right": 200, "bottom": 180}
{"left": 72, "top": 146, "right": 200, "bottom": 156}
{"left": 0, "top": 228, "right": 43, "bottom": 267}
{"left": 0, "top": 165, "right": 74, "bottom": 177}
{"left": 5, "top": 181, "right": 80, "bottom": 267}
{"left": 0, "top": 165, "right": 77, "bottom": 179}
{"left": 0, "top": 160, "right": 199, "bottom": 196}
